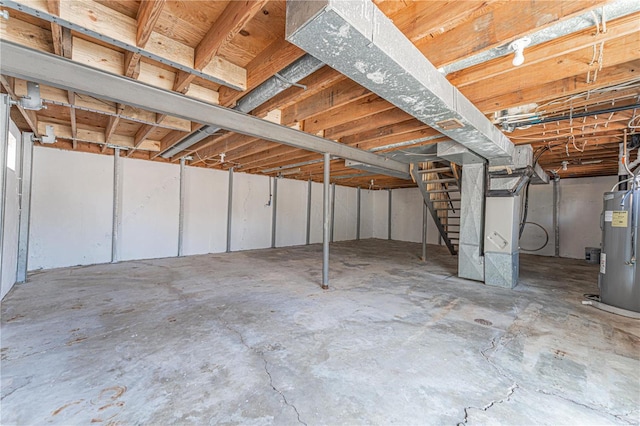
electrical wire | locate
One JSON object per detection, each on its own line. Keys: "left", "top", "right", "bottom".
{"left": 519, "top": 222, "right": 550, "bottom": 252}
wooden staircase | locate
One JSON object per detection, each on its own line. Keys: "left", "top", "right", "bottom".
{"left": 411, "top": 161, "right": 461, "bottom": 255}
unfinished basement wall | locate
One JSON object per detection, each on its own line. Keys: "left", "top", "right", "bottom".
{"left": 183, "top": 166, "right": 228, "bottom": 255}
{"left": 27, "top": 148, "right": 372, "bottom": 271}
{"left": 29, "top": 148, "right": 113, "bottom": 270}
{"left": 520, "top": 176, "right": 617, "bottom": 259}
{"left": 386, "top": 176, "right": 617, "bottom": 260}
{"left": 1, "top": 120, "right": 21, "bottom": 299}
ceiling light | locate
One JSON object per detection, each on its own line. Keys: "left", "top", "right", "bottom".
{"left": 508, "top": 37, "right": 531, "bottom": 67}
{"left": 561, "top": 160, "right": 569, "bottom": 171}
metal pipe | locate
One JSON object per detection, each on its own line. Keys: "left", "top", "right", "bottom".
{"left": 510, "top": 103, "right": 640, "bottom": 129}
{"left": 0, "top": 95, "right": 10, "bottom": 284}
{"left": 226, "top": 167, "right": 234, "bottom": 253}
{"left": 16, "top": 132, "right": 34, "bottom": 283}
{"left": 178, "top": 157, "right": 186, "bottom": 256}
{"left": 322, "top": 153, "right": 330, "bottom": 289}
{"left": 421, "top": 202, "right": 427, "bottom": 261}
{"left": 111, "top": 147, "right": 121, "bottom": 263}
{"left": 330, "top": 183, "right": 336, "bottom": 243}
{"left": 553, "top": 176, "right": 560, "bottom": 257}
{"left": 306, "top": 179, "right": 312, "bottom": 245}
{"left": 356, "top": 186, "right": 361, "bottom": 240}
{"left": 388, "top": 189, "right": 392, "bottom": 240}
{"left": 271, "top": 177, "right": 278, "bottom": 248}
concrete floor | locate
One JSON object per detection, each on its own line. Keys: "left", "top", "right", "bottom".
{"left": 1, "top": 239, "right": 639, "bottom": 425}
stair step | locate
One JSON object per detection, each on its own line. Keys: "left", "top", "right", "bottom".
{"left": 434, "top": 207, "right": 457, "bottom": 211}
{"left": 427, "top": 188, "right": 459, "bottom": 193}
{"left": 424, "top": 178, "right": 458, "bottom": 184}
{"left": 418, "top": 167, "right": 452, "bottom": 174}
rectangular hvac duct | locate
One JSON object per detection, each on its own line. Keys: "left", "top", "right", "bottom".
{"left": 286, "top": 0, "right": 515, "bottom": 165}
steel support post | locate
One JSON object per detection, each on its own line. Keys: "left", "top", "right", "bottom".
{"left": 16, "top": 132, "right": 34, "bottom": 283}
{"left": 387, "top": 189, "right": 392, "bottom": 240}
{"left": 421, "top": 202, "right": 427, "bottom": 261}
{"left": 111, "top": 147, "right": 122, "bottom": 262}
{"left": 271, "top": 177, "right": 278, "bottom": 248}
{"left": 553, "top": 177, "right": 560, "bottom": 257}
{"left": 306, "top": 179, "right": 312, "bottom": 245}
{"left": 356, "top": 186, "right": 361, "bottom": 240}
{"left": 330, "top": 182, "right": 336, "bottom": 243}
{"left": 0, "top": 95, "right": 10, "bottom": 284}
{"left": 178, "top": 157, "right": 186, "bottom": 256}
{"left": 226, "top": 167, "right": 234, "bottom": 253}
{"left": 322, "top": 153, "right": 330, "bottom": 289}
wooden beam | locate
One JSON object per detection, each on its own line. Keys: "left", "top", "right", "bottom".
{"left": 7, "top": 0, "right": 246, "bottom": 90}
{"left": 194, "top": 0, "right": 269, "bottom": 70}
{"left": 136, "top": 0, "right": 166, "bottom": 47}
{"left": 414, "top": 0, "right": 612, "bottom": 68}
{"left": 474, "top": 59, "right": 640, "bottom": 113}
{"left": 0, "top": 76, "right": 39, "bottom": 136}
{"left": 127, "top": 123, "right": 157, "bottom": 157}
{"left": 448, "top": 13, "right": 640, "bottom": 88}
{"left": 123, "top": 51, "right": 141, "bottom": 79}
{"left": 219, "top": 39, "right": 305, "bottom": 107}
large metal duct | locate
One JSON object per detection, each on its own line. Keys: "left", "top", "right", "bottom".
{"left": 161, "top": 54, "right": 324, "bottom": 158}
{"left": 286, "top": 0, "right": 514, "bottom": 165}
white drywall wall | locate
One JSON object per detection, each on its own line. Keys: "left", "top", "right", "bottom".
{"left": 275, "top": 178, "right": 307, "bottom": 247}
{"left": 29, "top": 148, "right": 113, "bottom": 270}
{"left": 333, "top": 185, "right": 357, "bottom": 241}
{"left": 120, "top": 158, "right": 179, "bottom": 261}
{"left": 1, "top": 120, "right": 21, "bottom": 299}
{"left": 230, "top": 172, "right": 273, "bottom": 251}
{"left": 183, "top": 166, "right": 228, "bottom": 255}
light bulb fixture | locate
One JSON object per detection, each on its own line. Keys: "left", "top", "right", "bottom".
{"left": 508, "top": 37, "right": 531, "bottom": 67}
{"left": 561, "top": 160, "right": 569, "bottom": 171}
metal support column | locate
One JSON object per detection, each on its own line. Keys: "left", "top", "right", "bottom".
{"left": 0, "top": 95, "right": 10, "bottom": 284}
{"left": 271, "top": 177, "right": 278, "bottom": 248}
{"left": 306, "top": 179, "right": 312, "bottom": 245}
{"left": 356, "top": 186, "right": 361, "bottom": 240}
{"left": 322, "top": 153, "right": 330, "bottom": 289}
{"left": 421, "top": 202, "right": 427, "bottom": 261}
{"left": 178, "top": 157, "right": 186, "bottom": 256}
{"left": 226, "top": 167, "right": 234, "bottom": 253}
{"left": 553, "top": 176, "right": 560, "bottom": 257}
{"left": 387, "top": 189, "right": 392, "bottom": 240}
{"left": 16, "top": 132, "right": 34, "bottom": 283}
{"left": 330, "top": 182, "right": 336, "bottom": 243}
{"left": 111, "top": 147, "right": 122, "bottom": 263}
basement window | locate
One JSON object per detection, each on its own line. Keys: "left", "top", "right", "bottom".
{"left": 7, "top": 132, "right": 16, "bottom": 171}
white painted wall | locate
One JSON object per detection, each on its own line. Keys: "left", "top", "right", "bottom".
{"left": 359, "top": 189, "right": 375, "bottom": 239}
{"left": 29, "top": 148, "right": 113, "bottom": 270}
{"left": 334, "top": 185, "right": 357, "bottom": 241}
{"left": 230, "top": 172, "right": 273, "bottom": 251}
{"left": 372, "top": 189, "right": 390, "bottom": 239}
{"left": 183, "top": 166, "right": 228, "bottom": 255}
{"left": 519, "top": 176, "right": 617, "bottom": 259}
{"left": 1, "top": 120, "right": 21, "bottom": 299}
{"left": 120, "top": 158, "right": 180, "bottom": 261}
{"left": 309, "top": 181, "right": 324, "bottom": 244}
{"left": 275, "top": 178, "right": 307, "bottom": 247}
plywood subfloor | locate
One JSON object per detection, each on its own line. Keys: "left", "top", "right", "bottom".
{"left": 1, "top": 240, "right": 638, "bottom": 424}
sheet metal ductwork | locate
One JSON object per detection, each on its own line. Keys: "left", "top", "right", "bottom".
{"left": 286, "top": 0, "right": 515, "bottom": 165}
